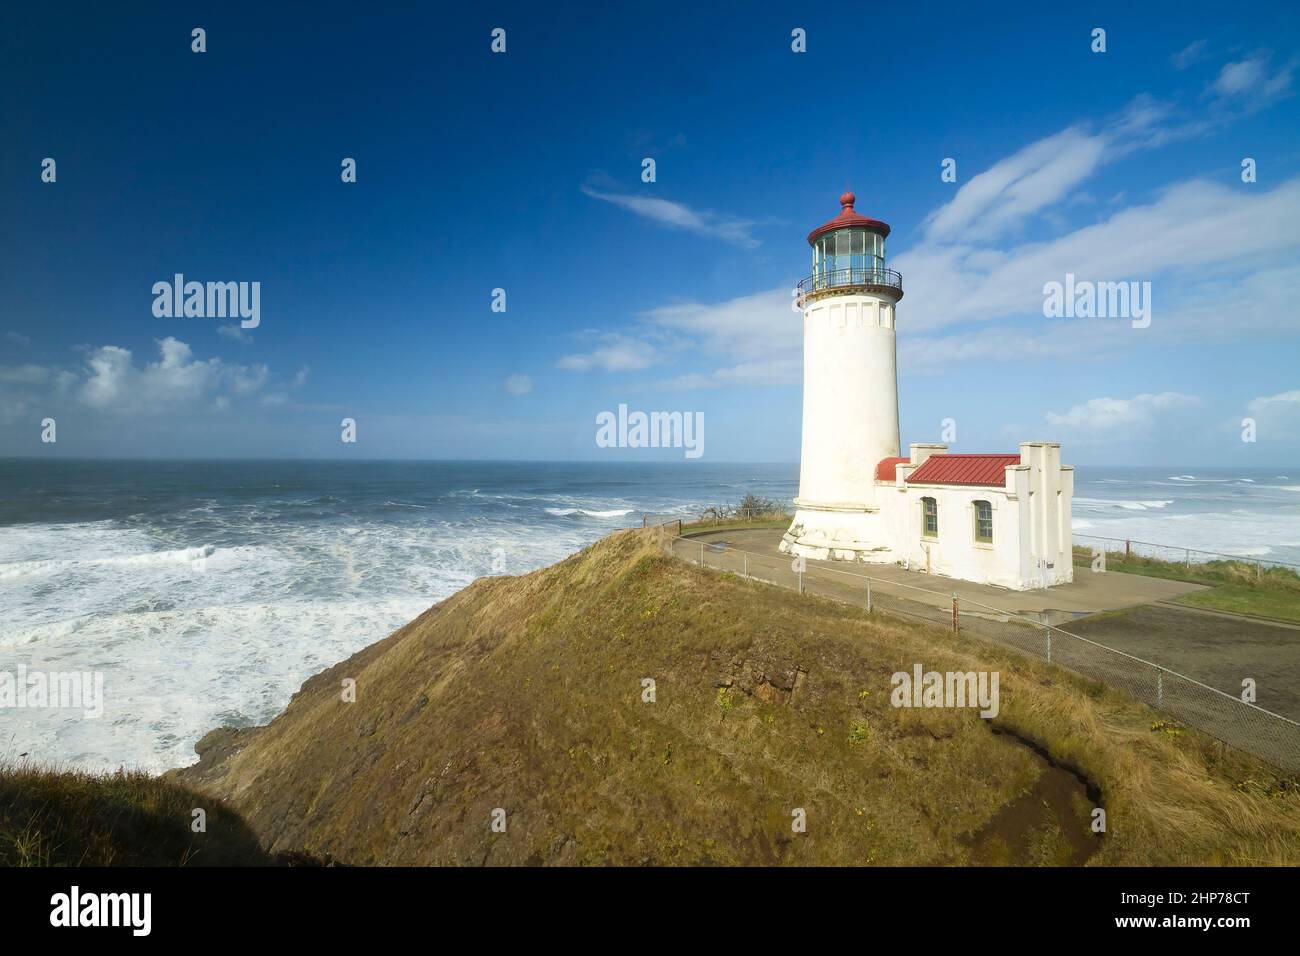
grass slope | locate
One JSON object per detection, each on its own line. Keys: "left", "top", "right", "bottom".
{"left": 172, "top": 530, "right": 1300, "bottom": 866}
{"left": 0, "top": 763, "right": 294, "bottom": 866}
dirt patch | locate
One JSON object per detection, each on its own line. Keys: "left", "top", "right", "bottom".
{"left": 1068, "top": 604, "right": 1300, "bottom": 721}
{"left": 963, "top": 727, "right": 1102, "bottom": 866}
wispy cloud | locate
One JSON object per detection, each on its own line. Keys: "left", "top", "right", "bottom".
{"left": 503, "top": 373, "right": 533, "bottom": 396}
{"left": 898, "top": 176, "right": 1300, "bottom": 338}
{"left": 557, "top": 332, "right": 662, "bottom": 372}
{"left": 217, "top": 324, "right": 253, "bottom": 344}
{"left": 1046, "top": 392, "right": 1199, "bottom": 431}
{"left": 581, "top": 185, "right": 761, "bottom": 248}
{"left": 1171, "top": 39, "right": 1208, "bottom": 70}
{"left": 923, "top": 126, "right": 1109, "bottom": 242}
{"left": 1208, "top": 53, "right": 1294, "bottom": 108}
{"left": 1249, "top": 390, "right": 1300, "bottom": 412}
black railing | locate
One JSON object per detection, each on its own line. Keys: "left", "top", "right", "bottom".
{"left": 797, "top": 267, "right": 903, "bottom": 298}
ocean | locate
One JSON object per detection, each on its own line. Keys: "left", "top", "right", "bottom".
{"left": 1, "top": 459, "right": 1296, "bottom": 773}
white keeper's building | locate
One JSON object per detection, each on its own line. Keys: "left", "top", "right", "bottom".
{"left": 779, "top": 192, "right": 1074, "bottom": 591}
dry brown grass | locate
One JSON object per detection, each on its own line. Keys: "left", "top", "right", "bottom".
{"left": 168, "top": 530, "right": 1299, "bottom": 866}
{"left": 0, "top": 761, "right": 282, "bottom": 866}
{"left": 152, "top": 530, "right": 1300, "bottom": 868}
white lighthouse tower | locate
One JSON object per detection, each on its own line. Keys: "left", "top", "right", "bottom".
{"left": 780, "top": 191, "right": 1075, "bottom": 589}
{"left": 781, "top": 192, "right": 904, "bottom": 562}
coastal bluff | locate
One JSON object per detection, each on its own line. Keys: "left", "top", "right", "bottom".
{"left": 170, "top": 530, "right": 1300, "bottom": 866}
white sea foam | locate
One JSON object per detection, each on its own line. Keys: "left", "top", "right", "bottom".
{"left": 1073, "top": 497, "right": 1174, "bottom": 511}
{"left": 545, "top": 507, "right": 634, "bottom": 518}
{"left": 0, "top": 512, "right": 625, "bottom": 772}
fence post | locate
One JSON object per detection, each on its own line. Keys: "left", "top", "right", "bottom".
{"left": 799, "top": 565, "right": 804, "bottom": 595}
{"left": 743, "top": 553, "right": 748, "bottom": 578}
{"left": 1157, "top": 670, "right": 1164, "bottom": 706}
{"left": 866, "top": 580, "right": 872, "bottom": 613}
{"left": 1045, "top": 626, "right": 1052, "bottom": 664}
{"left": 700, "top": 542, "right": 705, "bottom": 567}
{"left": 1125, "top": 539, "right": 1131, "bottom": 560}
{"left": 951, "top": 593, "right": 958, "bottom": 635}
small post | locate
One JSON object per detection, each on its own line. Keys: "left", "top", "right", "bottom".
{"left": 1125, "top": 539, "right": 1131, "bottom": 560}
{"left": 1045, "top": 627, "right": 1052, "bottom": 664}
{"left": 951, "top": 593, "right": 959, "bottom": 634}
{"left": 866, "top": 580, "right": 872, "bottom": 613}
{"left": 700, "top": 542, "right": 705, "bottom": 567}
{"left": 1184, "top": 548, "right": 1190, "bottom": 568}
{"left": 1156, "top": 670, "right": 1164, "bottom": 706}
{"left": 743, "top": 553, "right": 748, "bottom": 578}
{"left": 799, "top": 565, "right": 804, "bottom": 595}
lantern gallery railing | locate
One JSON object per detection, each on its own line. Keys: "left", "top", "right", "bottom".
{"left": 797, "top": 267, "right": 903, "bottom": 302}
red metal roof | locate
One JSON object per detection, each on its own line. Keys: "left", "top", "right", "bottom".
{"left": 875, "top": 456, "right": 909, "bottom": 481}
{"left": 807, "top": 191, "right": 891, "bottom": 244}
{"left": 906, "top": 454, "right": 1021, "bottom": 487}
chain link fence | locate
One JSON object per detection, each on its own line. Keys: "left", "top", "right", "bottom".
{"left": 650, "top": 520, "right": 1300, "bottom": 774}
{"left": 1073, "top": 532, "right": 1300, "bottom": 574}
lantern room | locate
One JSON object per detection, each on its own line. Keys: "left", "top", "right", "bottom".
{"left": 799, "top": 192, "right": 902, "bottom": 301}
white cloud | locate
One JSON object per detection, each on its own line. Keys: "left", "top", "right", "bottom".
{"left": 229, "top": 362, "right": 269, "bottom": 396}
{"left": 4, "top": 331, "right": 32, "bottom": 346}
{"left": 581, "top": 185, "right": 760, "bottom": 248}
{"left": 0, "top": 364, "right": 57, "bottom": 385}
{"left": 7, "top": 337, "right": 271, "bottom": 417}
{"left": 896, "top": 176, "right": 1300, "bottom": 337}
{"left": 1209, "top": 54, "right": 1293, "bottom": 107}
{"left": 1171, "top": 40, "right": 1209, "bottom": 70}
{"left": 1245, "top": 389, "right": 1300, "bottom": 442}
{"left": 1045, "top": 392, "right": 1199, "bottom": 430}
{"left": 652, "top": 358, "right": 800, "bottom": 391}
{"left": 1249, "top": 390, "right": 1300, "bottom": 412}
{"left": 641, "top": 287, "right": 800, "bottom": 388}
{"left": 504, "top": 373, "right": 533, "bottom": 396}
{"left": 924, "top": 127, "right": 1109, "bottom": 242}
{"left": 217, "top": 324, "right": 253, "bottom": 343}
{"left": 557, "top": 333, "right": 660, "bottom": 372}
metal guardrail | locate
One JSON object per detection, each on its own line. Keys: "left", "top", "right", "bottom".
{"left": 648, "top": 519, "right": 1300, "bottom": 773}
{"left": 797, "top": 267, "right": 903, "bottom": 300}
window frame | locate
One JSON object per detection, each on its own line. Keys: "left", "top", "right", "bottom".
{"left": 973, "top": 500, "right": 993, "bottom": 544}
{"left": 921, "top": 496, "right": 938, "bottom": 538}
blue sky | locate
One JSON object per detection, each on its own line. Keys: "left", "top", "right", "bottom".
{"left": 2, "top": 1, "right": 1298, "bottom": 464}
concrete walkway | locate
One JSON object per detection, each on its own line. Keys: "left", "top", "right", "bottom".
{"left": 673, "top": 527, "right": 1205, "bottom": 624}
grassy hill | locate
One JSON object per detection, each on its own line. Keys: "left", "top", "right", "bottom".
{"left": 168, "top": 529, "right": 1300, "bottom": 866}
{"left": 0, "top": 763, "right": 303, "bottom": 866}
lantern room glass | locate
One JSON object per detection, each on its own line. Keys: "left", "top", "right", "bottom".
{"left": 812, "top": 228, "right": 885, "bottom": 288}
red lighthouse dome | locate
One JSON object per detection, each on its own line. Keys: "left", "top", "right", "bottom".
{"left": 797, "top": 190, "right": 901, "bottom": 304}
{"left": 807, "top": 191, "right": 891, "bottom": 245}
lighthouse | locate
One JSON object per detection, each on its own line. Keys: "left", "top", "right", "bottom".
{"left": 781, "top": 192, "right": 904, "bottom": 562}
{"left": 780, "top": 191, "right": 1075, "bottom": 589}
